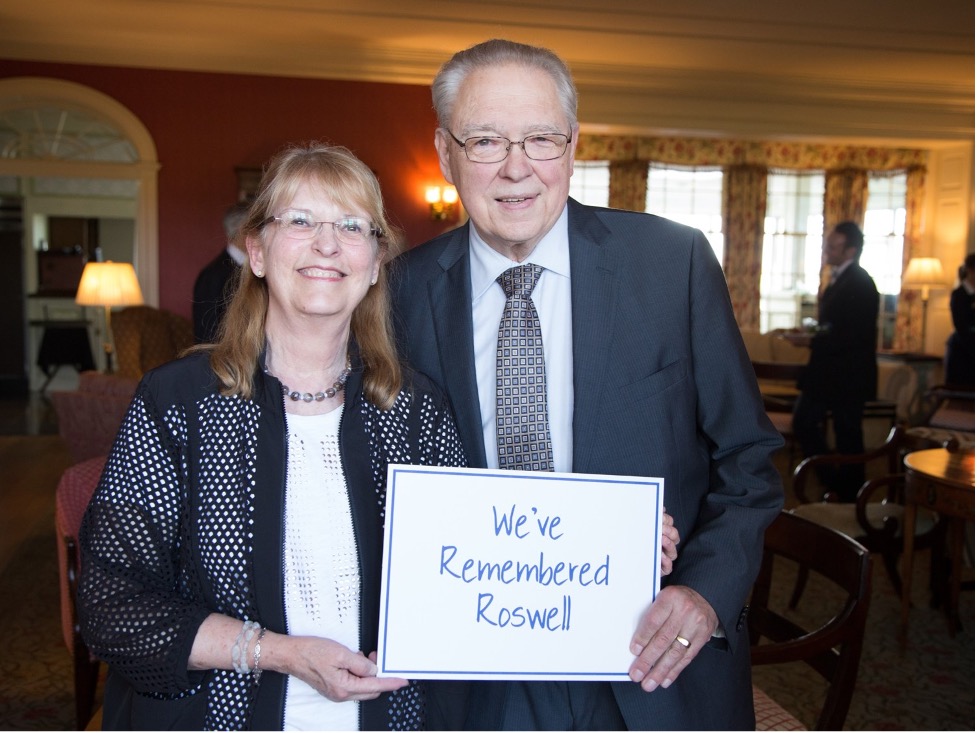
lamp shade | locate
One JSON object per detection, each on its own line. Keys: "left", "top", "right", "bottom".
{"left": 75, "top": 261, "right": 144, "bottom": 307}
{"left": 902, "top": 257, "right": 946, "bottom": 289}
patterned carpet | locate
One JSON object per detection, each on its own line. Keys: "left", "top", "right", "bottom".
{"left": 0, "top": 437, "right": 973, "bottom": 730}
{"left": 751, "top": 551, "right": 974, "bottom": 730}
{"left": 0, "top": 525, "right": 85, "bottom": 730}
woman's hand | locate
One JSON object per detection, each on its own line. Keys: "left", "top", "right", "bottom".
{"left": 189, "top": 615, "right": 407, "bottom": 702}
{"left": 661, "top": 512, "right": 679, "bottom": 576}
{"left": 270, "top": 635, "right": 408, "bottom": 702}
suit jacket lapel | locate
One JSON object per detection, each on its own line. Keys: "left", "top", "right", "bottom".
{"left": 567, "top": 200, "right": 618, "bottom": 472}
{"left": 429, "top": 228, "right": 488, "bottom": 467}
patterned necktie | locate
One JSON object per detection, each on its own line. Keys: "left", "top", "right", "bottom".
{"left": 496, "top": 264, "right": 554, "bottom": 472}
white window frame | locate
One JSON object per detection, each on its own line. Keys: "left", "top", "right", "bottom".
{"left": 570, "top": 161, "right": 610, "bottom": 207}
{"left": 645, "top": 163, "right": 724, "bottom": 264}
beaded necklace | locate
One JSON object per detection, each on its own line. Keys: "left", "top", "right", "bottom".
{"left": 266, "top": 358, "right": 351, "bottom": 403}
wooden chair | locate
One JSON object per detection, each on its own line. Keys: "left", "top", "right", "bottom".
{"left": 752, "top": 361, "right": 804, "bottom": 463}
{"left": 906, "top": 384, "right": 975, "bottom": 452}
{"left": 55, "top": 456, "right": 107, "bottom": 730}
{"left": 789, "top": 425, "right": 943, "bottom": 607}
{"left": 750, "top": 511, "right": 872, "bottom": 731}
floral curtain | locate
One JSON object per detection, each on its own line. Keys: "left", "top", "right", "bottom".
{"left": 577, "top": 135, "right": 927, "bottom": 170}
{"left": 608, "top": 160, "right": 647, "bottom": 211}
{"left": 577, "top": 134, "right": 928, "bottom": 331}
{"left": 894, "top": 166, "right": 928, "bottom": 351}
{"left": 823, "top": 168, "right": 869, "bottom": 228}
{"left": 723, "top": 165, "right": 768, "bottom": 330}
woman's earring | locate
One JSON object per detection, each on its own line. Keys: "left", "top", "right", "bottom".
{"left": 255, "top": 269, "right": 264, "bottom": 278}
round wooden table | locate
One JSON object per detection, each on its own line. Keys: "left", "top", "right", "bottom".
{"left": 901, "top": 448, "right": 975, "bottom": 638}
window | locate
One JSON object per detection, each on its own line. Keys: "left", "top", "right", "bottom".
{"left": 760, "top": 172, "right": 825, "bottom": 331}
{"left": 862, "top": 173, "right": 906, "bottom": 296}
{"left": 645, "top": 164, "right": 724, "bottom": 263}
{"left": 760, "top": 170, "right": 907, "bottom": 344}
{"left": 862, "top": 172, "right": 906, "bottom": 349}
{"left": 570, "top": 161, "right": 610, "bottom": 207}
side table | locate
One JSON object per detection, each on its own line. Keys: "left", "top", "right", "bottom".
{"left": 901, "top": 448, "right": 975, "bottom": 638}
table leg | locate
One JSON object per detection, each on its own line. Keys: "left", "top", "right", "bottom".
{"left": 900, "top": 502, "right": 917, "bottom": 641}
{"left": 947, "top": 518, "right": 964, "bottom": 635}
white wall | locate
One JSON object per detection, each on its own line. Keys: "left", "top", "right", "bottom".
{"left": 922, "top": 144, "right": 975, "bottom": 358}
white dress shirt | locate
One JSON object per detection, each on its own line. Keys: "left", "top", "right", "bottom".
{"left": 469, "top": 206, "right": 574, "bottom": 472}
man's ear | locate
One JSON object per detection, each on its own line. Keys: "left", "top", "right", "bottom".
{"left": 434, "top": 129, "right": 455, "bottom": 185}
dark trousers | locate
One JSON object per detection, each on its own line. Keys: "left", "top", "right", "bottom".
{"left": 466, "top": 681, "right": 627, "bottom": 731}
{"left": 792, "top": 392, "right": 866, "bottom": 501}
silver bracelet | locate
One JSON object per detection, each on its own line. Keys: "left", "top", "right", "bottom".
{"left": 231, "top": 620, "right": 260, "bottom": 675}
{"left": 252, "top": 627, "right": 267, "bottom": 683}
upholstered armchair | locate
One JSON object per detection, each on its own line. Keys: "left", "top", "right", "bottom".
{"left": 55, "top": 455, "right": 108, "bottom": 730}
{"left": 111, "top": 305, "right": 193, "bottom": 379}
{"left": 49, "top": 371, "right": 138, "bottom": 463}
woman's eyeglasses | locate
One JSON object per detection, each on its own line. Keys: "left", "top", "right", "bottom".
{"left": 264, "top": 209, "right": 383, "bottom": 245}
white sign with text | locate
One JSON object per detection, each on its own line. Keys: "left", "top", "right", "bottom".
{"left": 377, "top": 465, "right": 663, "bottom": 681}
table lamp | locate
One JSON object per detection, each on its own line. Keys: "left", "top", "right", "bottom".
{"left": 75, "top": 261, "right": 144, "bottom": 372}
{"left": 902, "top": 256, "right": 946, "bottom": 352}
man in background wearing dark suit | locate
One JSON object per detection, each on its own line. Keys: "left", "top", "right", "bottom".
{"left": 392, "top": 39, "right": 783, "bottom": 730}
{"left": 788, "top": 221, "right": 879, "bottom": 501}
{"left": 192, "top": 202, "right": 250, "bottom": 343}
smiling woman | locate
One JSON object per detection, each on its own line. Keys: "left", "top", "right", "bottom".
{"left": 74, "top": 142, "right": 469, "bottom": 731}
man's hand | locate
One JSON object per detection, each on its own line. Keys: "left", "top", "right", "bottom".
{"left": 660, "top": 512, "right": 679, "bottom": 576}
{"left": 627, "top": 585, "right": 719, "bottom": 692}
{"left": 780, "top": 331, "right": 813, "bottom": 348}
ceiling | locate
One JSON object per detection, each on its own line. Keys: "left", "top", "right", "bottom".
{"left": 0, "top": 0, "right": 973, "bottom": 147}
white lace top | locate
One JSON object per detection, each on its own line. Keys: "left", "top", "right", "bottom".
{"left": 283, "top": 405, "right": 360, "bottom": 731}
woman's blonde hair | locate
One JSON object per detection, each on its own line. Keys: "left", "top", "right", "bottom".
{"left": 208, "top": 142, "right": 404, "bottom": 409}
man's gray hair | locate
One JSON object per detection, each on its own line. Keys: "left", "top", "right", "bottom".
{"left": 223, "top": 201, "right": 251, "bottom": 241}
{"left": 432, "top": 39, "right": 578, "bottom": 131}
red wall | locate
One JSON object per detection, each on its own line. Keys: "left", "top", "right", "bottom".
{"left": 0, "top": 59, "right": 452, "bottom": 318}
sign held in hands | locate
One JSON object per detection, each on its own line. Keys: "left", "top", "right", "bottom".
{"left": 377, "top": 465, "right": 663, "bottom": 681}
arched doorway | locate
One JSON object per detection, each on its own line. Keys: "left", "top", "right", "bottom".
{"left": 0, "top": 77, "right": 160, "bottom": 306}
{"left": 0, "top": 77, "right": 160, "bottom": 391}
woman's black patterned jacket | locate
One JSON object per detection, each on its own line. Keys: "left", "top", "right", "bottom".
{"left": 78, "top": 350, "right": 467, "bottom": 730}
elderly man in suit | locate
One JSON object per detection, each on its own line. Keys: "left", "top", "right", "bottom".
{"left": 192, "top": 202, "right": 250, "bottom": 343}
{"left": 788, "top": 221, "right": 880, "bottom": 501}
{"left": 392, "top": 39, "right": 783, "bottom": 730}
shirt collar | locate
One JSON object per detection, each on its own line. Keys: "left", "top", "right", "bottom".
{"left": 832, "top": 259, "right": 855, "bottom": 280}
{"left": 469, "top": 205, "right": 571, "bottom": 302}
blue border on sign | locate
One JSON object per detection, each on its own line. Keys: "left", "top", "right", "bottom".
{"left": 379, "top": 467, "right": 663, "bottom": 678}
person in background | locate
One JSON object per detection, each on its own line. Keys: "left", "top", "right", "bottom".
{"left": 944, "top": 251, "right": 974, "bottom": 387}
{"left": 785, "top": 221, "right": 879, "bottom": 501}
{"left": 192, "top": 201, "right": 250, "bottom": 343}
{"left": 78, "top": 143, "right": 468, "bottom": 730}
{"left": 392, "top": 38, "right": 783, "bottom": 731}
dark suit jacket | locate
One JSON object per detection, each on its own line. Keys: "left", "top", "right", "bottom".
{"left": 391, "top": 199, "right": 784, "bottom": 730}
{"left": 192, "top": 249, "right": 240, "bottom": 344}
{"left": 799, "top": 262, "right": 879, "bottom": 404}
{"left": 945, "top": 283, "right": 975, "bottom": 386}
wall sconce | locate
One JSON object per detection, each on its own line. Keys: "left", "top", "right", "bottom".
{"left": 902, "top": 256, "right": 946, "bottom": 352}
{"left": 425, "top": 185, "right": 458, "bottom": 221}
{"left": 75, "top": 260, "right": 144, "bottom": 372}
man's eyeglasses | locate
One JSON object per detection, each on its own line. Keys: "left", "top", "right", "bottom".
{"left": 446, "top": 130, "right": 572, "bottom": 163}
{"left": 264, "top": 209, "right": 383, "bottom": 245}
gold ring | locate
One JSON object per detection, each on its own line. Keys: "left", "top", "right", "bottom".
{"left": 674, "top": 635, "right": 691, "bottom": 648}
